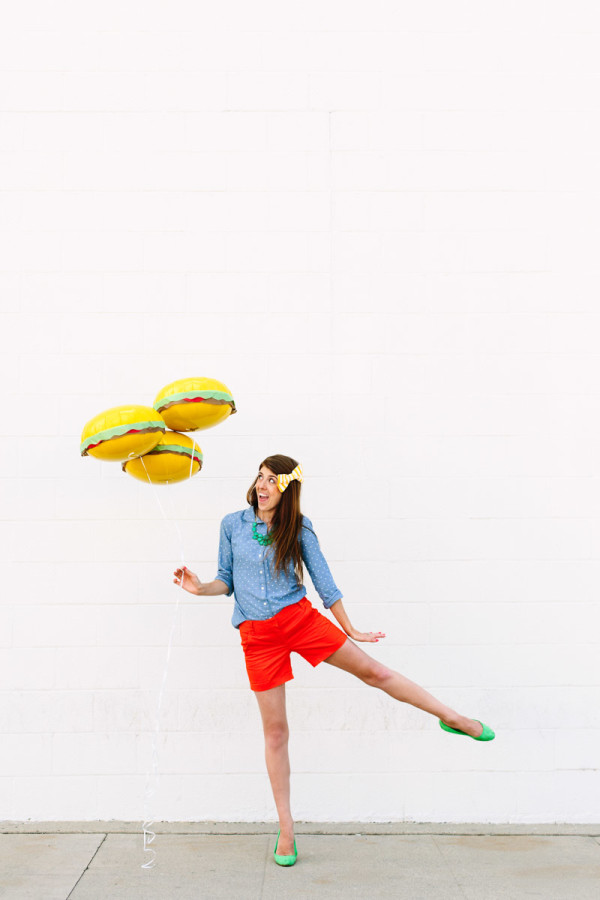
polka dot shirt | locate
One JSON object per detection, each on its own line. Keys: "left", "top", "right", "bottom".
{"left": 214, "top": 506, "right": 343, "bottom": 629}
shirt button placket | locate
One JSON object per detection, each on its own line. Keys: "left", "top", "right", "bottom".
{"left": 261, "top": 545, "right": 266, "bottom": 607}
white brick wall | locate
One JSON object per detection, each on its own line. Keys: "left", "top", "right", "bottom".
{"left": 2, "top": 1, "right": 600, "bottom": 823}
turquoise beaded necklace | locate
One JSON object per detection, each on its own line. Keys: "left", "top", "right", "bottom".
{"left": 252, "top": 519, "right": 274, "bottom": 546}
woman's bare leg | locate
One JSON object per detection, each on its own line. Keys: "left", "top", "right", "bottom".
{"left": 324, "top": 639, "right": 484, "bottom": 737}
{"left": 253, "top": 683, "right": 296, "bottom": 854}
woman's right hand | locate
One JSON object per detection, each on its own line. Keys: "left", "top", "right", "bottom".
{"left": 173, "top": 566, "right": 201, "bottom": 595}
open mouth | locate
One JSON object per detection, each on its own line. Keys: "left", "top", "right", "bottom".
{"left": 258, "top": 494, "right": 268, "bottom": 502}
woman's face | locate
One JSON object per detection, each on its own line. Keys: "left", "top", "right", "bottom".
{"left": 256, "top": 465, "right": 282, "bottom": 515}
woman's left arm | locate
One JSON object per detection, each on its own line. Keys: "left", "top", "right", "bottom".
{"left": 300, "top": 518, "right": 385, "bottom": 644}
{"left": 328, "top": 599, "right": 385, "bottom": 644}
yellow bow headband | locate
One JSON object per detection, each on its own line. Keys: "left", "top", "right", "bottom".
{"left": 277, "top": 464, "right": 303, "bottom": 493}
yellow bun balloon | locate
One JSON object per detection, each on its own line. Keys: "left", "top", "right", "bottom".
{"left": 154, "top": 377, "right": 236, "bottom": 432}
{"left": 121, "top": 432, "right": 203, "bottom": 484}
{"left": 80, "top": 405, "right": 166, "bottom": 462}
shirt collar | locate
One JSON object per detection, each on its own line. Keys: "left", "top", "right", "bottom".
{"left": 242, "top": 505, "right": 270, "bottom": 528}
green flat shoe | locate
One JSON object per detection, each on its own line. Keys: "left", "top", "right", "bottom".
{"left": 439, "top": 719, "right": 495, "bottom": 741}
{"left": 274, "top": 829, "right": 298, "bottom": 866}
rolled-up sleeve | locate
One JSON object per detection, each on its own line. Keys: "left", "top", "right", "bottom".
{"left": 300, "top": 517, "right": 342, "bottom": 609}
{"left": 215, "top": 516, "right": 234, "bottom": 596}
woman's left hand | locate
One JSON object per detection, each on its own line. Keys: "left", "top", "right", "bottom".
{"left": 348, "top": 629, "right": 386, "bottom": 643}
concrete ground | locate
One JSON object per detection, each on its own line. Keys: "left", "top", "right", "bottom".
{"left": 1, "top": 822, "right": 599, "bottom": 900}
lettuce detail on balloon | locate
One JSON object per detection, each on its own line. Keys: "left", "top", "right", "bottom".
{"left": 80, "top": 406, "right": 166, "bottom": 461}
{"left": 155, "top": 389, "right": 235, "bottom": 412}
{"left": 144, "top": 441, "right": 203, "bottom": 460}
{"left": 122, "top": 432, "right": 203, "bottom": 484}
{"left": 81, "top": 421, "right": 166, "bottom": 456}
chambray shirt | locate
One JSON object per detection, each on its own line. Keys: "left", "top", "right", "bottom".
{"left": 214, "top": 506, "right": 343, "bottom": 628}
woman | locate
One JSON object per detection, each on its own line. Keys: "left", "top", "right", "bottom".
{"left": 173, "top": 454, "right": 494, "bottom": 867}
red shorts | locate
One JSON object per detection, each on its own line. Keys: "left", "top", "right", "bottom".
{"left": 239, "top": 597, "right": 348, "bottom": 692}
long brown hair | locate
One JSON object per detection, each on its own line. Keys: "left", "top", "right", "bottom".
{"left": 246, "top": 454, "right": 304, "bottom": 584}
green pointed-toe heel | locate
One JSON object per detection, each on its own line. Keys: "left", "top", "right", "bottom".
{"left": 439, "top": 719, "right": 495, "bottom": 741}
{"left": 274, "top": 829, "right": 298, "bottom": 866}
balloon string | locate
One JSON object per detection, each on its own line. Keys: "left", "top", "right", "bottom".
{"left": 138, "top": 441, "right": 199, "bottom": 870}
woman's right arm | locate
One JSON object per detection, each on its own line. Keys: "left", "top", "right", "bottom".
{"left": 173, "top": 566, "right": 230, "bottom": 596}
{"left": 198, "top": 578, "right": 230, "bottom": 596}
{"left": 173, "top": 515, "right": 235, "bottom": 597}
